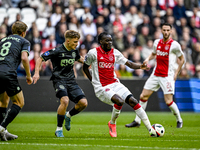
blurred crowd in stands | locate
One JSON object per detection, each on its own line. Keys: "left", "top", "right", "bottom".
{"left": 1, "top": 0, "right": 200, "bottom": 79}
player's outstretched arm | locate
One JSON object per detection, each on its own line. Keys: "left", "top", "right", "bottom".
{"left": 21, "top": 51, "right": 33, "bottom": 85}
{"left": 125, "top": 61, "right": 149, "bottom": 70}
{"left": 83, "top": 63, "right": 92, "bottom": 81}
{"left": 33, "top": 57, "right": 43, "bottom": 84}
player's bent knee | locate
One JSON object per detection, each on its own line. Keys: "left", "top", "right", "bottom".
{"left": 79, "top": 98, "right": 88, "bottom": 109}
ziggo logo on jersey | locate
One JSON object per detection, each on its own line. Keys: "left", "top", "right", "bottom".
{"left": 99, "top": 62, "right": 114, "bottom": 68}
{"left": 157, "top": 50, "right": 169, "bottom": 56}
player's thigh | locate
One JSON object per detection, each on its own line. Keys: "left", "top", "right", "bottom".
{"left": 67, "top": 82, "right": 86, "bottom": 104}
{"left": 159, "top": 76, "right": 175, "bottom": 95}
{"left": 111, "top": 82, "right": 131, "bottom": 100}
{"left": 144, "top": 75, "right": 160, "bottom": 92}
{"left": 10, "top": 91, "right": 24, "bottom": 108}
{"left": 4, "top": 74, "right": 22, "bottom": 97}
{"left": 0, "top": 92, "right": 10, "bottom": 107}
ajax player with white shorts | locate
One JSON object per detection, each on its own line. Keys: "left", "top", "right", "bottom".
{"left": 83, "top": 32, "right": 157, "bottom": 137}
{"left": 125, "top": 23, "right": 185, "bottom": 129}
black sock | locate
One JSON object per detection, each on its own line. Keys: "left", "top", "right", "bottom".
{"left": 57, "top": 114, "right": 65, "bottom": 127}
{"left": 69, "top": 107, "right": 80, "bottom": 117}
{"left": 0, "top": 107, "right": 7, "bottom": 123}
{"left": 1, "top": 104, "right": 21, "bottom": 128}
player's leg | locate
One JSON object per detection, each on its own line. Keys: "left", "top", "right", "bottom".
{"left": 164, "top": 94, "right": 183, "bottom": 128}
{"left": 0, "top": 91, "right": 24, "bottom": 141}
{"left": 65, "top": 83, "right": 87, "bottom": 131}
{"left": 108, "top": 94, "right": 124, "bottom": 137}
{"left": 55, "top": 95, "right": 69, "bottom": 137}
{"left": 125, "top": 89, "right": 153, "bottom": 127}
{"left": 125, "top": 95, "right": 156, "bottom": 136}
{"left": 0, "top": 92, "right": 9, "bottom": 123}
{"left": 65, "top": 97, "right": 87, "bottom": 131}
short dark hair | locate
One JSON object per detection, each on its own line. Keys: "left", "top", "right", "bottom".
{"left": 65, "top": 30, "right": 80, "bottom": 39}
{"left": 98, "top": 32, "right": 109, "bottom": 44}
{"left": 161, "top": 23, "right": 172, "bottom": 29}
{"left": 12, "top": 21, "right": 28, "bottom": 35}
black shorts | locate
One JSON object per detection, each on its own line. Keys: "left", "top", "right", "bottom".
{"left": 0, "top": 72, "right": 22, "bottom": 97}
{"left": 53, "top": 79, "right": 85, "bottom": 103}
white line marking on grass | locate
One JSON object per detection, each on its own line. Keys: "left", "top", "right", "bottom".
{"left": 0, "top": 142, "right": 198, "bottom": 150}
{"left": 23, "top": 137, "right": 200, "bottom": 142}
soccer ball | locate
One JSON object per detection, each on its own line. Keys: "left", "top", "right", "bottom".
{"left": 152, "top": 124, "right": 165, "bottom": 137}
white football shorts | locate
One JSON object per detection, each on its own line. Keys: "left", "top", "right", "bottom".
{"left": 144, "top": 74, "right": 175, "bottom": 94}
{"left": 94, "top": 82, "right": 132, "bottom": 106}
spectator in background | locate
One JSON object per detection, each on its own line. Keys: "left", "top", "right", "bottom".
{"left": 137, "top": 15, "right": 150, "bottom": 34}
{"left": 42, "top": 20, "right": 55, "bottom": 39}
{"left": 146, "top": 0, "right": 161, "bottom": 20}
{"left": 158, "top": 0, "right": 176, "bottom": 10}
{"left": 106, "top": 0, "right": 117, "bottom": 14}
{"left": 81, "top": 16, "right": 97, "bottom": 37}
{"left": 80, "top": 2, "right": 92, "bottom": 23}
{"left": 137, "top": 0, "right": 147, "bottom": 14}
{"left": 173, "top": 0, "right": 187, "bottom": 20}
{"left": 192, "top": 42, "right": 200, "bottom": 66}
{"left": 55, "top": 13, "right": 67, "bottom": 32}
{"left": 191, "top": 7, "right": 200, "bottom": 28}
{"left": 118, "top": 64, "right": 133, "bottom": 79}
{"left": 80, "top": 34, "right": 94, "bottom": 50}
{"left": 44, "top": 34, "right": 57, "bottom": 51}
{"left": 136, "top": 26, "right": 152, "bottom": 47}
{"left": 149, "top": 17, "right": 162, "bottom": 35}
{"left": 110, "top": 8, "right": 127, "bottom": 30}
{"left": 66, "top": 4, "right": 75, "bottom": 23}
{"left": 184, "top": 0, "right": 199, "bottom": 10}
{"left": 113, "top": 31, "right": 126, "bottom": 52}
{"left": 50, "top": 6, "right": 62, "bottom": 27}
{"left": 52, "top": 0, "right": 64, "bottom": 13}
{"left": 162, "top": 8, "right": 173, "bottom": 23}
{"left": 141, "top": 39, "right": 155, "bottom": 68}
{"left": 176, "top": 17, "right": 188, "bottom": 37}
{"left": 68, "top": 15, "right": 83, "bottom": 42}
{"left": 56, "top": 23, "right": 67, "bottom": 45}
{"left": 0, "top": 24, "right": 7, "bottom": 37}
{"left": 30, "top": 29, "right": 42, "bottom": 50}
{"left": 121, "top": 0, "right": 134, "bottom": 14}
{"left": 37, "top": 0, "right": 52, "bottom": 18}
{"left": 124, "top": 6, "right": 142, "bottom": 28}
{"left": 91, "top": 0, "right": 104, "bottom": 20}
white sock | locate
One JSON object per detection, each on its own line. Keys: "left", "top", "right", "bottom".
{"left": 110, "top": 107, "right": 121, "bottom": 124}
{"left": 168, "top": 102, "right": 182, "bottom": 122}
{"left": 135, "top": 107, "right": 151, "bottom": 131}
{"left": 56, "top": 127, "right": 63, "bottom": 131}
{"left": 66, "top": 111, "right": 71, "bottom": 118}
{"left": 135, "top": 100, "right": 148, "bottom": 124}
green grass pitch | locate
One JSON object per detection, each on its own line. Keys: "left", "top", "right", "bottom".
{"left": 0, "top": 112, "right": 200, "bottom": 150}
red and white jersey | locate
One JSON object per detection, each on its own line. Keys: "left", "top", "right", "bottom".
{"left": 152, "top": 38, "right": 184, "bottom": 77}
{"left": 85, "top": 46, "right": 128, "bottom": 87}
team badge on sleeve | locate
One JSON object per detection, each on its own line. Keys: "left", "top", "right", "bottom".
{"left": 44, "top": 51, "right": 50, "bottom": 56}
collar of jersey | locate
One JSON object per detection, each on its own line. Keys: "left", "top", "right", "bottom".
{"left": 99, "top": 46, "right": 113, "bottom": 54}
{"left": 63, "top": 43, "right": 71, "bottom": 51}
{"left": 161, "top": 38, "right": 173, "bottom": 44}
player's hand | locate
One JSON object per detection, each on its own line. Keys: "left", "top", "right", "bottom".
{"left": 33, "top": 74, "right": 40, "bottom": 84}
{"left": 140, "top": 62, "right": 150, "bottom": 70}
{"left": 26, "top": 76, "right": 33, "bottom": 85}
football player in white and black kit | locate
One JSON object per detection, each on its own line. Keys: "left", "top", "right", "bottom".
{"left": 125, "top": 23, "right": 185, "bottom": 129}
{"left": 83, "top": 32, "right": 157, "bottom": 137}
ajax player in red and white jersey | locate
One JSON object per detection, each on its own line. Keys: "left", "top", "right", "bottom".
{"left": 125, "top": 23, "right": 185, "bottom": 129}
{"left": 83, "top": 32, "right": 157, "bottom": 137}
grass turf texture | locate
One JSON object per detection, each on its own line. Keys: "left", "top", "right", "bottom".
{"left": 0, "top": 112, "right": 200, "bottom": 150}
